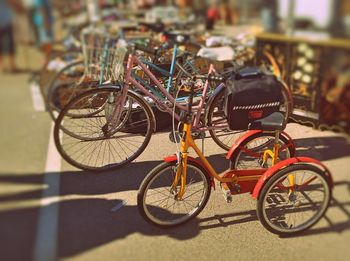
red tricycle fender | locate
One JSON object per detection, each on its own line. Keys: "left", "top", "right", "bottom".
{"left": 251, "top": 157, "right": 333, "bottom": 199}
{"left": 225, "top": 130, "right": 296, "bottom": 160}
{"left": 164, "top": 155, "right": 215, "bottom": 189}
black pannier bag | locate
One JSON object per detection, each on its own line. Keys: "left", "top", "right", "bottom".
{"left": 224, "top": 67, "right": 283, "bottom": 130}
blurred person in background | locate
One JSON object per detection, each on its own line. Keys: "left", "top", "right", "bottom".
{"left": 133, "top": 0, "right": 156, "bottom": 9}
{"left": 260, "top": 0, "right": 278, "bottom": 32}
{"left": 206, "top": 4, "right": 219, "bottom": 30}
{"left": 0, "top": 0, "right": 24, "bottom": 73}
{"left": 32, "top": 0, "right": 54, "bottom": 57}
{"left": 219, "top": 0, "right": 234, "bottom": 25}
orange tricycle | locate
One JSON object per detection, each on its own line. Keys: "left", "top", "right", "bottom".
{"left": 137, "top": 72, "right": 333, "bottom": 236}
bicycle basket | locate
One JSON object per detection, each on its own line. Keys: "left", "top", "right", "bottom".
{"left": 224, "top": 67, "right": 283, "bottom": 130}
{"left": 81, "top": 28, "right": 127, "bottom": 84}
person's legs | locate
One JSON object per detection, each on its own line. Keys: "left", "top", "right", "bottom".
{"left": 6, "top": 24, "right": 16, "bottom": 72}
{"left": 0, "top": 55, "right": 3, "bottom": 72}
{"left": 0, "top": 24, "right": 16, "bottom": 72}
{"left": 0, "top": 27, "right": 4, "bottom": 72}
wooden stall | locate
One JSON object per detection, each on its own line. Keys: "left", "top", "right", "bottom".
{"left": 256, "top": 33, "right": 350, "bottom": 133}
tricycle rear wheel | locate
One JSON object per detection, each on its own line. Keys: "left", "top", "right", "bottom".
{"left": 257, "top": 164, "right": 332, "bottom": 236}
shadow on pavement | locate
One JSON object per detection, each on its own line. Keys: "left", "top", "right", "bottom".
{"left": 0, "top": 154, "right": 228, "bottom": 260}
{"left": 294, "top": 136, "right": 350, "bottom": 161}
{"left": 0, "top": 204, "right": 40, "bottom": 261}
{"left": 1, "top": 180, "right": 349, "bottom": 259}
{"left": 0, "top": 153, "right": 228, "bottom": 201}
{"left": 198, "top": 180, "right": 350, "bottom": 238}
{"left": 58, "top": 198, "right": 201, "bottom": 257}
{"left": 0, "top": 149, "right": 349, "bottom": 259}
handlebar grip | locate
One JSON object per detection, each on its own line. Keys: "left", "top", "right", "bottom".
{"left": 139, "top": 22, "right": 165, "bottom": 33}
{"left": 209, "top": 75, "right": 224, "bottom": 82}
{"left": 134, "top": 43, "right": 158, "bottom": 56}
{"left": 194, "top": 75, "right": 225, "bottom": 82}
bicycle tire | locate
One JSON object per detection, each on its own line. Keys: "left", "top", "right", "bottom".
{"left": 46, "top": 60, "right": 85, "bottom": 120}
{"left": 207, "top": 88, "right": 245, "bottom": 151}
{"left": 258, "top": 51, "right": 293, "bottom": 120}
{"left": 54, "top": 87, "right": 155, "bottom": 171}
{"left": 138, "top": 161, "right": 211, "bottom": 227}
{"left": 257, "top": 164, "right": 332, "bottom": 236}
{"left": 40, "top": 50, "right": 82, "bottom": 99}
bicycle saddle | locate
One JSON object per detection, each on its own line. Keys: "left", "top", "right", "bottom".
{"left": 248, "top": 112, "right": 286, "bottom": 132}
{"left": 139, "top": 21, "right": 165, "bottom": 33}
{"left": 196, "top": 46, "right": 234, "bottom": 61}
{"left": 163, "top": 31, "right": 190, "bottom": 44}
{"left": 235, "top": 67, "right": 262, "bottom": 79}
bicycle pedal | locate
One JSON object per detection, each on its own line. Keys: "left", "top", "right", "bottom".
{"left": 221, "top": 183, "right": 232, "bottom": 203}
{"left": 223, "top": 191, "right": 232, "bottom": 203}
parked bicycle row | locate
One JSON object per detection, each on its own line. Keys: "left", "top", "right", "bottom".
{"left": 37, "top": 20, "right": 286, "bottom": 169}
{"left": 34, "top": 19, "right": 332, "bottom": 236}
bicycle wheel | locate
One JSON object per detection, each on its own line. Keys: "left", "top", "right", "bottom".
{"left": 259, "top": 50, "right": 282, "bottom": 79}
{"left": 257, "top": 164, "right": 332, "bottom": 236}
{"left": 46, "top": 60, "right": 86, "bottom": 120}
{"left": 279, "top": 80, "right": 293, "bottom": 121}
{"left": 257, "top": 51, "right": 293, "bottom": 121}
{"left": 231, "top": 132, "right": 294, "bottom": 170}
{"left": 138, "top": 161, "right": 211, "bottom": 227}
{"left": 40, "top": 51, "right": 82, "bottom": 99}
{"left": 54, "top": 87, "right": 155, "bottom": 171}
{"left": 207, "top": 88, "right": 246, "bottom": 151}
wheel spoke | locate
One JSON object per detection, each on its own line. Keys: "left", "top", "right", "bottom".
{"left": 54, "top": 88, "right": 154, "bottom": 170}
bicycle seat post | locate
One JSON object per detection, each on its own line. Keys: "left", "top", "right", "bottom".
{"left": 272, "top": 129, "right": 282, "bottom": 165}
{"left": 249, "top": 112, "right": 286, "bottom": 167}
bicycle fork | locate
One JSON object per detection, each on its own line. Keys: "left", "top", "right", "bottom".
{"left": 170, "top": 152, "right": 188, "bottom": 201}
{"left": 170, "top": 122, "right": 192, "bottom": 200}
{"left": 103, "top": 88, "right": 128, "bottom": 135}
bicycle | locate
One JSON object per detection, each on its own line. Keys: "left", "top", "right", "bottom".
{"left": 54, "top": 35, "right": 293, "bottom": 172}
{"left": 45, "top": 25, "right": 203, "bottom": 121}
{"left": 137, "top": 75, "right": 333, "bottom": 236}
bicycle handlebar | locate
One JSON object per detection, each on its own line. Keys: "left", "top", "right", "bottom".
{"left": 134, "top": 43, "right": 158, "bottom": 56}
{"left": 194, "top": 74, "right": 225, "bottom": 82}
{"left": 139, "top": 21, "right": 165, "bottom": 33}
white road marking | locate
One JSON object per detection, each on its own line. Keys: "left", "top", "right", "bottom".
{"left": 30, "top": 82, "right": 45, "bottom": 112}
{"left": 33, "top": 122, "right": 61, "bottom": 261}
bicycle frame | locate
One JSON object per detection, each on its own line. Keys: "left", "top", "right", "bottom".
{"left": 173, "top": 120, "right": 283, "bottom": 200}
{"left": 135, "top": 43, "right": 200, "bottom": 94}
{"left": 101, "top": 46, "right": 291, "bottom": 138}
{"left": 137, "top": 43, "right": 178, "bottom": 92}
{"left": 120, "top": 54, "right": 227, "bottom": 132}
{"left": 171, "top": 118, "right": 332, "bottom": 202}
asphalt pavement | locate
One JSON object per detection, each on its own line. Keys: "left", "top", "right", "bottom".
{"left": 0, "top": 67, "right": 350, "bottom": 261}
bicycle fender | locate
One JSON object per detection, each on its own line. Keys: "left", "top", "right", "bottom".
{"left": 226, "top": 130, "right": 261, "bottom": 160}
{"left": 251, "top": 157, "right": 333, "bottom": 199}
{"left": 225, "top": 130, "right": 296, "bottom": 160}
{"left": 163, "top": 155, "right": 215, "bottom": 189}
{"left": 205, "top": 83, "right": 225, "bottom": 109}
{"left": 96, "top": 83, "right": 123, "bottom": 90}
